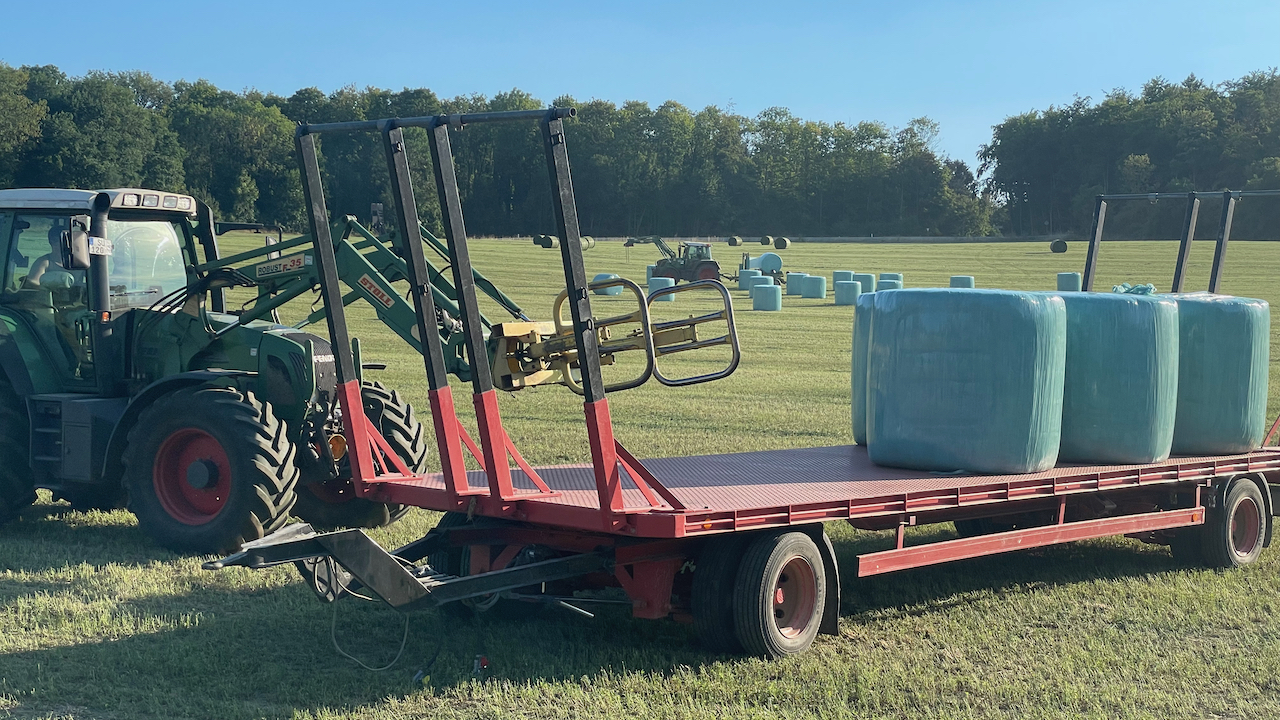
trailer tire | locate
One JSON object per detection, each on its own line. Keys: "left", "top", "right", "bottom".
{"left": 692, "top": 535, "right": 746, "bottom": 653}
{"left": 1201, "top": 478, "right": 1267, "bottom": 568}
{"left": 1169, "top": 527, "right": 1203, "bottom": 565}
{"left": 732, "top": 531, "right": 826, "bottom": 658}
{"left": 953, "top": 518, "right": 995, "bottom": 538}
{"left": 293, "top": 382, "right": 426, "bottom": 530}
{"left": 123, "top": 385, "right": 298, "bottom": 554}
{"left": 0, "top": 370, "right": 35, "bottom": 524}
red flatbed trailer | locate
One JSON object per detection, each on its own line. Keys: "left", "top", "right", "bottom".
{"left": 207, "top": 109, "right": 1279, "bottom": 659}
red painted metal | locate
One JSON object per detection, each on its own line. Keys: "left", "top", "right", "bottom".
{"left": 614, "top": 558, "right": 684, "bottom": 619}
{"left": 584, "top": 399, "right": 624, "bottom": 527}
{"left": 856, "top": 506, "right": 1205, "bottom": 577}
{"left": 428, "top": 388, "right": 475, "bottom": 497}
{"left": 473, "top": 390, "right": 516, "bottom": 499}
{"left": 152, "top": 428, "right": 231, "bottom": 524}
{"left": 615, "top": 440, "right": 686, "bottom": 510}
{"left": 338, "top": 381, "right": 377, "bottom": 489}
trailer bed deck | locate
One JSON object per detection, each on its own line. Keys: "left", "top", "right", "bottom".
{"left": 374, "top": 444, "right": 1280, "bottom": 537}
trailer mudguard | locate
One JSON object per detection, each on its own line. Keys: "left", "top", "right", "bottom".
{"left": 98, "top": 369, "right": 254, "bottom": 486}
{"left": 803, "top": 524, "right": 841, "bottom": 636}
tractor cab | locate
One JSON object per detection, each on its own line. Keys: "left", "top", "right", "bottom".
{"left": 680, "top": 242, "right": 713, "bottom": 262}
{"left": 0, "top": 188, "right": 207, "bottom": 390}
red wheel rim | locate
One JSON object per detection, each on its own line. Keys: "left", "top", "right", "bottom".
{"left": 1230, "top": 496, "right": 1262, "bottom": 558}
{"left": 772, "top": 556, "right": 818, "bottom": 638}
{"left": 152, "top": 428, "right": 231, "bottom": 525}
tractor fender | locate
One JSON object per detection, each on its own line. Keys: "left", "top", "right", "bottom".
{"left": 98, "top": 370, "right": 255, "bottom": 487}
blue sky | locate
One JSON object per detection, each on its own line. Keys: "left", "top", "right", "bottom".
{"left": 4, "top": 0, "right": 1277, "bottom": 166}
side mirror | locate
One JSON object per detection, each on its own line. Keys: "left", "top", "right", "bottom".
{"left": 61, "top": 216, "right": 91, "bottom": 270}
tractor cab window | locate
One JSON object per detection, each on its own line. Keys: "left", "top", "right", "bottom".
{"left": 4, "top": 214, "right": 86, "bottom": 296}
{"left": 2, "top": 213, "right": 91, "bottom": 382}
{"left": 105, "top": 219, "right": 190, "bottom": 310}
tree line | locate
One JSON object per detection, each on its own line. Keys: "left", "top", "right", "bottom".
{"left": 0, "top": 63, "right": 1276, "bottom": 239}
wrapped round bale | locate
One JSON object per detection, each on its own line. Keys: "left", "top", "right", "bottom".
{"left": 851, "top": 273, "right": 877, "bottom": 293}
{"left": 800, "top": 275, "right": 827, "bottom": 299}
{"left": 647, "top": 276, "right": 676, "bottom": 301}
{"left": 878, "top": 279, "right": 903, "bottom": 291}
{"left": 786, "top": 272, "right": 808, "bottom": 295}
{"left": 852, "top": 292, "right": 876, "bottom": 445}
{"left": 747, "top": 275, "right": 775, "bottom": 298}
{"left": 1057, "top": 272, "right": 1082, "bottom": 292}
{"left": 833, "top": 271, "right": 855, "bottom": 284}
{"left": 866, "top": 289, "right": 1066, "bottom": 474}
{"left": 1058, "top": 293, "right": 1179, "bottom": 464}
{"left": 746, "top": 252, "right": 784, "bottom": 275}
{"left": 591, "top": 273, "right": 623, "bottom": 296}
{"left": 1170, "top": 293, "right": 1270, "bottom": 454}
{"left": 835, "top": 280, "right": 861, "bottom": 306}
{"left": 879, "top": 272, "right": 903, "bottom": 282}
{"left": 950, "top": 276, "right": 975, "bottom": 288}
{"left": 737, "top": 268, "right": 762, "bottom": 290}
{"left": 753, "top": 284, "right": 783, "bottom": 311}
{"left": 646, "top": 264, "right": 657, "bottom": 283}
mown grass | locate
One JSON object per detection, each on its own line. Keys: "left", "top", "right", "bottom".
{"left": 3, "top": 235, "right": 1280, "bottom": 719}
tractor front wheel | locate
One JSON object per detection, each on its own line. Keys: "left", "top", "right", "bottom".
{"left": 293, "top": 381, "right": 428, "bottom": 530}
{"left": 0, "top": 371, "right": 35, "bottom": 524}
{"left": 123, "top": 385, "right": 298, "bottom": 554}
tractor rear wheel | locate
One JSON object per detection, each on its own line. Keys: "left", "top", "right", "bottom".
{"left": 0, "top": 371, "right": 35, "bottom": 524}
{"left": 123, "top": 385, "right": 298, "bottom": 554}
{"left": 293, "top": 381, "right": 427, "bottom": 530}
{"left": 694, "top": 262, "right": 721, "bottom": 281}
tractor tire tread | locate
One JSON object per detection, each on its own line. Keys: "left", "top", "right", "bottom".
{"left": 0, "top": 371, "right": 35, "bottom": 523}
{"left": 123, "top": 385, "right": 298, "bottom": 554}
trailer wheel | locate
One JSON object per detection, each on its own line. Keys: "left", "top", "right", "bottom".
{"left": 732, "top": 531, "right": 826, "bottom": 658}
{"left": 1168, "top": 527, "right": 1203, "bottom": 565}
{"left": 0, "top": 371, "right": 35, "bottom": 524}
{"left": 1202, "top": 478, "right": 1267, "bottom": 568}
{"left": 123, "top": 385, "right": 298, "bottom": 554}
{"left": 692, "top": 535, "right": 746, "bottom": 653}
{"left": 293, "top": 382, "right": 426, "bottom": 530}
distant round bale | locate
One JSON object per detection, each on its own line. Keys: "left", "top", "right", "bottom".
{"left": 760, "top": 235, "right": 774, "bottom": 246}
{"left": 835, "top": 280, "right": 862, "bottom": 306}
{"left": 747, "top": 275, "right": 775, "bottom": 299}
{"left": 753, "top": 284, "right": 783, "bottom": 311}
{"left": 833, "top": 271, "right": 855, "bottom": 284}
{"left": 950, "top": 275, "right": 976, "bottom": 288}
{"left": 738, "top": 268, "right": 762, "bottom": 290}
{"left": 648, "top": 275, "right": 676, "bottom": 301}
{"left": 727, "top": 236, "right": 743, "bottom": 246}
{"left": 1050, "top": 239, "right": 1068, "bottom": 253}
{"left": 580, "top": 235, "right": 596, "bottom": 250}
{"left": 878, "top": 279, "right": 903, "bottom": 291}
{"left": 592, "top": 273, "right": 622, "bottom": 296}
{"left": 786, "top": 272, "right": 808, "bottom": 295}
{"left": 801, "top": 275, "right": 827, "bottom": 299}
{"left": 774, "top": 237, "right": 790, "bottom": 249}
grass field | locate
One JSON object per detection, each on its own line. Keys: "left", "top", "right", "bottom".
{"left": 3, "top": 235, "right": 1280, "bottom": 719}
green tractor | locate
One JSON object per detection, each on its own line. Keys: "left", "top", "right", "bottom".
{"left": 0, "top": 188, "right": 430, "bottom": 553}
{"left": 624, "top": 236, "right": 721, "bottom": 283}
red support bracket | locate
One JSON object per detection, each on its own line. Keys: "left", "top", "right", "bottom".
{"left": 584, "top": 399, "right": 625, "bottom": 528}
{"left": 615, "top": 440, "right": 686, "bottom": 511}
{"left": 1264, "top": 412, "right": 1280, "bottom": 447}
{"left": 857, "top": 506, "right": 1205, "bottom": 577}
{"left": 614, "top": 558, "right": 684, "bottom": 619}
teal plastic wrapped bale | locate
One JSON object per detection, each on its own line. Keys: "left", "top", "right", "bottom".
{"left": 1057, "top": 272, "right": 1082, "bottom": 292}
{"left": 852, "top": 273, "right": 876, "bottom": 293}
{"left": 801, "top": 275, "right": 827, "bottom": 299}
{"left": 834, "top": 280, "right": 862, "bottom": 306}
{"left": 786, "top": 273, "right": 808, "bottom": 295}
{"left": 753, "top": 284, "right": 783, "bottom": 311}
{"left": 746, "top": 252, "right": 784, "bottom": 275}
{"left": 737, "top": 268, "right": 761, "bottom": 290}
{"left": 866, "top": 289, "right": 1066, "bottom": 474}
{"left": 1057, "top": 293, "right": 1179, "bottom": 464}
{"left": 591, "top": 273, "right": 623, "bottom": 296}
{"left": 878, "top": 279, "right": 902, "bottom": 291}
{"left": 648, "top": 276, "right": 676, "bottom": 302}
{"left": 646, "top": 265, "right": 656, "bottom": 283}
{"left": 1170, "top": 293, "right": 1270, "bottom": 454}
{"left": 833, "top": 270, "right": 855, "bottom": 284}
{"left": 950, "top": 275, "right": 975, "bottom": 288}
{"left": 748, "top": 276, "right": 775, "bottom": 298}
{"left": 852, "top": 292, "right": 876, "bottom": 445}
{"left": 879, "top": 272, "right": 903, "bottom": 282}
